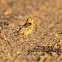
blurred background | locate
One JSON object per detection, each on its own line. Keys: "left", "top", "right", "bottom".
{"left": 0, "top": 0, "right": 62, "bottom": 62}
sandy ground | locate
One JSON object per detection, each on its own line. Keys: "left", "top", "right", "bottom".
{"left": 0, "top": 0, "right": 62, "bottom": 62}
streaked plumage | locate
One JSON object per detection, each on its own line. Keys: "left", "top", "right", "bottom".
{"left": 17, "top": 18, "right": 34, "bottom": 35}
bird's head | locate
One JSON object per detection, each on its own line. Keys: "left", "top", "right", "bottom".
{"left": 27, "top": 18, "right": 34, "bottom": 24}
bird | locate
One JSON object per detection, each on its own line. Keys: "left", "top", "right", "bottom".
{"left": 17, "top": 18, "right": 34, "bottom": 36}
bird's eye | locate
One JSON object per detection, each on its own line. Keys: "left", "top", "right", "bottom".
{"left": 31, "top": 19, "right": 33, "bottom": 20}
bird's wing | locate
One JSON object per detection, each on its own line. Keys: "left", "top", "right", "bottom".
{"left": 23, "top": 23, "right": 32, "bottom": 28}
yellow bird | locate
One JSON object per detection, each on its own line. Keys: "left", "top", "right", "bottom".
{"left": 17, "top": 18, "right": 34, "bottom": 35}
